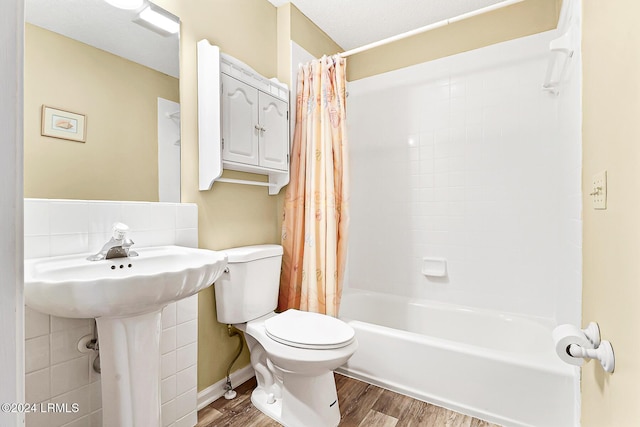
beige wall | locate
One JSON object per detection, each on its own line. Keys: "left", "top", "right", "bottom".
{"left": 24, "top": 24, "right": 179, "bottom": 201}
{"left": 150, "top": 0, "right": 343, "bottom": 392}
{"left": 289, "top": 4, "right": 343, "bottom": 60}
{"left": 276, "top": 4, "right": 292, "bottom": 85}
{"left": 581, "top": 0, "right": 640, "bottom": 425}
{"left": 347, "top": 0, "right": 561, "bottom": 81}
{"left": 276, "top": 3, "right": 343, "bottom": 87}
{"left": 153, "top": 0, "right": 279, "bottom": 392}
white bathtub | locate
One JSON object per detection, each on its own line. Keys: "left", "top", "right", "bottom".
{"left": 337, "top": 290, "right": 577, "bottom": 427}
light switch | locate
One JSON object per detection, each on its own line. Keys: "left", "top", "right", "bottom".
{"left": 591, "top": 170, "right": 607, "bottom": 210}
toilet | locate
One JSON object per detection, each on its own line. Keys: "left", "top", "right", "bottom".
{"left": 214, "top": 244, "right": 358, "bottom": 427}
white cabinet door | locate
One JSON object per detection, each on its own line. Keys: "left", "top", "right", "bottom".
{"left": 221, "top": 74, "right": 259, "bottom": 166}
{"left": 258, "top": 91, "right": 289, "bottom": 171}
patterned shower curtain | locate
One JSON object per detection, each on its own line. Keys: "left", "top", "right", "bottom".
{"left": 278, "top": 55, "right": 349, "bottom": 317}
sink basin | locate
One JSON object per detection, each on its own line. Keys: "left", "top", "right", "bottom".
{"left": 24, "top": 244, "right": 228, "bottom": 427}
{"left": 24, "top": 245, "right": 227, "bottom": 318}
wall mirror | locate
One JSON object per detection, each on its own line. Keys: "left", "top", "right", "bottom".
{"left": 24, "top": 0, "right": 181, "bottom": 202}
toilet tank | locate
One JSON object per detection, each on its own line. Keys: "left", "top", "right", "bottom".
{"left": 214, "top": 244, "right": 283, "bottom": 324}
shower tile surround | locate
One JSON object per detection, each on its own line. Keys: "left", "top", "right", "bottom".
{"left": 24, "top": 199, "right": 200, "bottom": 427}
{"left": 346, "top": 29, "right": 582, "bottom": 324}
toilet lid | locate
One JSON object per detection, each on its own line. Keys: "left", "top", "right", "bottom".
{"left": 265, "top": 309, "right": 355, "bottom": 350}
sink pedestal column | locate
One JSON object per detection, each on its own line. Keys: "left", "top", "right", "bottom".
{"left": 96, "top": 309, "right": 163, "bottom": 427}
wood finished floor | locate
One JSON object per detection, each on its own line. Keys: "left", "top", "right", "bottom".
{"left": 196, "top": 374, "right": 500, "bottom": 427}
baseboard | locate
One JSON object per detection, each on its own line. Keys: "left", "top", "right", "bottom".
{"left": 197, "top": 365, "right": 256, "bottom": 411}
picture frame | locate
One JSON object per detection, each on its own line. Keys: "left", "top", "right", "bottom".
{"left": 41, "top": 106, "right": 86, "bottom": 142}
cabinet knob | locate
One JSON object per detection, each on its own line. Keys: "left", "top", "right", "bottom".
{"left": 254, "top": 125, "right": 267, "bottom": 132}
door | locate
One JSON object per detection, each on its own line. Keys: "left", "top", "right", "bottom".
{"left": 221, "top": 74, "right": 259, "bottom": 166}
{"left": 258, "top": 91, "right": 288, "bottom": 171}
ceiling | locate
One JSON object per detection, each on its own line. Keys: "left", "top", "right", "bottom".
{"left": 268, "top": 0, "right": 508, "bottom": 50}
{"left": 25, "top": 0, "right": 179, "bottom": 78}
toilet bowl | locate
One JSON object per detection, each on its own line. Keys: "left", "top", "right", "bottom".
{"left": 239, "top": 310, "right": 358, "bottom": 426}
{"left": 214, "top": 245, "right": 358, "bottom": 427}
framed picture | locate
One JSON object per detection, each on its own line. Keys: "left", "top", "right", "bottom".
{"left": 41, "top": 106, "right": 86, "bottom": 142}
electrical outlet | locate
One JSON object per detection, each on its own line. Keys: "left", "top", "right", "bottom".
{"left": 591, "top": 170, "right": 607, "bottom": 210}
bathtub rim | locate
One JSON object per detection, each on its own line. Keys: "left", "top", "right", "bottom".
{"left": 338, "top": 288, "right": 579, "bottom": 426}
{"left": 340, "top": 287, "right": 559, "bottom": 328}
{"left": 340, "top": 317, "right": 575, "bottom": 376}
{"left": 337, "top": 315, "right": 578, "bottom": 427}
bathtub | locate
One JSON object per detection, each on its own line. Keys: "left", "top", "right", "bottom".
{"left": 337, "top": 290, "right": 577, "bottom": 427}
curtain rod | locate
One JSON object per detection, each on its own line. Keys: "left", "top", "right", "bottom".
{"left": 339, "top": 0, "right": 525, "bottom": 58}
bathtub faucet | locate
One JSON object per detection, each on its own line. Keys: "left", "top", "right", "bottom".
{"left": 87, "top": 222, "right": 139, "bottom": 261}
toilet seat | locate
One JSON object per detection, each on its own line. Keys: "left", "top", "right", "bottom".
{"left": 265, "top": 309, "right": 355, "bottom": 350}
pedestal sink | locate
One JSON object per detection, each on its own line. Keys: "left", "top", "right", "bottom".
{"left": 24, "top": 245, "right": 228, "bottom": 427}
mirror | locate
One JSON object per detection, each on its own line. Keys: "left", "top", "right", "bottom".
{"left": 24, "top": 0, "right": 180, "bottom": 202}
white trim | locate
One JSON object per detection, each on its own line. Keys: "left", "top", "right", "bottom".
{"left": 0, "top": 0, "right": 24, "bottom": 426}
{"left": 339, "top": 0, "right": 525, "bottom": 57}
{"left": 197, "top": 365, "right": 255, "bottom": 410}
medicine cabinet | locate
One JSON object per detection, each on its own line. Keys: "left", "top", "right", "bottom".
{"left": 197, "top": 39, "right": 290, "bottom": 195}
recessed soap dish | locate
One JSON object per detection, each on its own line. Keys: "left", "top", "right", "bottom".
{"left": 422, "top": 257, "right": 447, "bottom": 277}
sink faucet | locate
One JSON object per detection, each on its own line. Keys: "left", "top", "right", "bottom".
{"left": 87, "top": 222, "right": 139, "bottom": 261}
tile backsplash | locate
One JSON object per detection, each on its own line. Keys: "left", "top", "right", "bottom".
{"left": 24, "top": 199, "right": 199, "bottom": 427}
{"left": 24, "top": 199, "right": 198, "bottom": 259}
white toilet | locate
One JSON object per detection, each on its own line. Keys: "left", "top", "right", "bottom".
{"left": 214, "top": 244, "right": 358, "bottom": 427}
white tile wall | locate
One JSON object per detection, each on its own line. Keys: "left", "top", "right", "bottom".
{"left": 24, "top": 199, "right": 200, "bottom": 427}
{"left": 346, "top": 30, "right": 582, "bottom": 324}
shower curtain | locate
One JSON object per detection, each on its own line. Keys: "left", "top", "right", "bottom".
{"left": 278, "top": 55, "right": 349, "bottom": 317}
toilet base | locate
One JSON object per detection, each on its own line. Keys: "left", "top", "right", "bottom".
{"left": 251, "top": 388, "right": 283, "bottom": 424}
{"left": 251, "top": 370, "right": 341, "bottom": 427}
